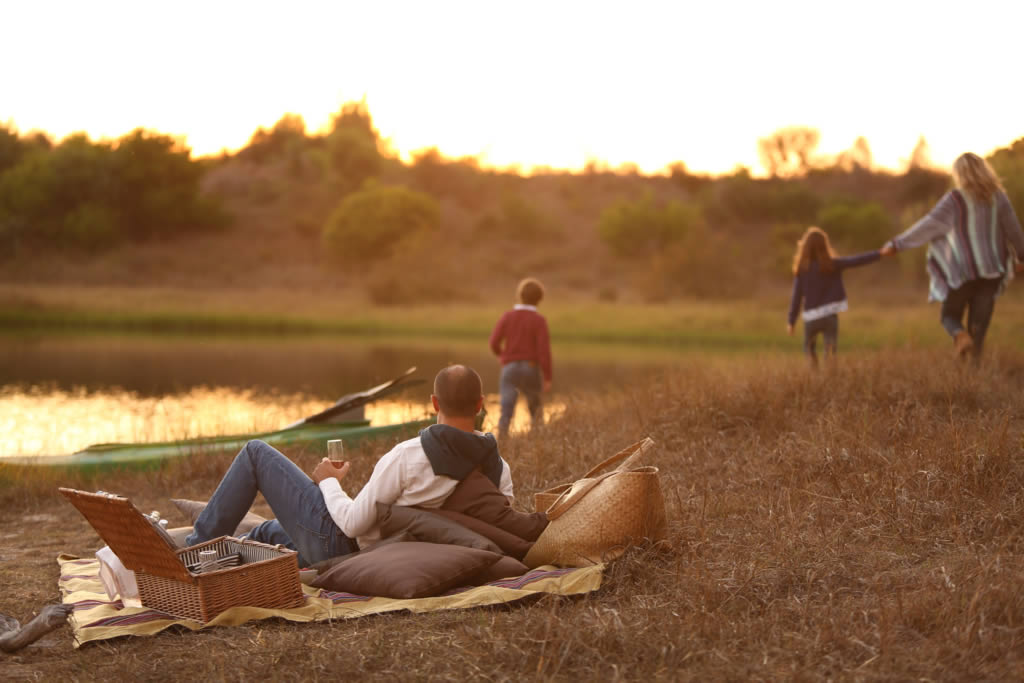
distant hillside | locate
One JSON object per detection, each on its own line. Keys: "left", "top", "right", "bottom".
{"left": 3, "top": 107, "right": 1023, "bottom": 305}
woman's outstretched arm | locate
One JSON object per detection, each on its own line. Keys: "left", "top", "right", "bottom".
{"left": 888, "top": 191, "right": 957, "bottom": 251}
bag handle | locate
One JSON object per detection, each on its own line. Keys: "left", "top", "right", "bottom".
{"left": 545, "top": 470, "right": 620, "bottom": 520}
{"left": 545, "top": 465, "right": 660, "bottom": 520}
{"left": 581, "top": 437, "right": 656, "bottom": 479}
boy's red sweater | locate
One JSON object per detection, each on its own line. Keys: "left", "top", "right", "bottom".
{"left": 489, "top": 308, "right": 552, "bottom": 381}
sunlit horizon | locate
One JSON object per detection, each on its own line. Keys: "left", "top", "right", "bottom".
{"left": 5, "top": 0, "right": 1024, "bottom": 176}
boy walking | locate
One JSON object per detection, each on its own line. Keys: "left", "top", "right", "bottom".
{"left": 489, "top": 278, "right": 552, "bottom": 438}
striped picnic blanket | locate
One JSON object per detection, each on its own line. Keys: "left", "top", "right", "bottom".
{"left": 58, "top": 554, "right": 603, "bottom": 647}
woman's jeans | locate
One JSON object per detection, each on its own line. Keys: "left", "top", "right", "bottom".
{"left": 184, "top": 440, "right": 358, "bottom": 567}
{"left": 498, "top": 360, "right": 543, "bottom": 437}
{"left": 940, "top": 277, "right": 1001, "bottom": 356}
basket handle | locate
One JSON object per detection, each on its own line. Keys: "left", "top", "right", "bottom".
{"left": 545, "top": 470, "right": 620, "bottom": 521}
{"left": 580, "top": 437, "right": 656, "bottom": 479}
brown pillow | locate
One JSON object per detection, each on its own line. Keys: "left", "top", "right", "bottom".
{"left": 310, "top": 541, "right": 502, "bottom": 599}
{"left": 429, "top": 509, "right": 533, "bottom": 560}
{"left": 441, "top": 469, "right": 548, "bottom": 541}
{"left": 377, "top": 504, "right": 502, "bottom": 554}
{"left": 171, "top": 499, "right": 268, "bottom": 536}
{"left": 471, "top": 555, "right": 530, "bottom": 585}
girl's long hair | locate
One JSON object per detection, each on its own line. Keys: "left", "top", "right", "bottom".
{"left": 792, "top": 226, "right": 836, "bottom": 275}
{"left": 952, "top": 152, "right": 1004, "bottom": 202}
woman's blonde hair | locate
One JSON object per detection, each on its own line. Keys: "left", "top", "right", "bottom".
{"left": 952, "top": 152, "right": 1004, "bottom": 202}
{"left": 792, "top": 226, "right": 836, "bottom": 275}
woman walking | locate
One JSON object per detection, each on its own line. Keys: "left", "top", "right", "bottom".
{"left": 882, "top": 153, "right": 1024, "bottom": 359}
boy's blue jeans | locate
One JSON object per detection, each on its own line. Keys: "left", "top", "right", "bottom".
{"left": 498, "top": 360, "right": 543, "bottom": 437}
{"left": 184, "top": 440, "right": 358, "bottom": 567}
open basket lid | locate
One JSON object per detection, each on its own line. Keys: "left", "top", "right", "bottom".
{"left": 59, "top": 487, "right": 191, "bottom": 581}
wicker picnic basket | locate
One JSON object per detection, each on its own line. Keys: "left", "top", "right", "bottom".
{"left": 59, "top": 487, "right": 305, "bottom": 623}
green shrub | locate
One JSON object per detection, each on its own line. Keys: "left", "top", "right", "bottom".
{"left": 816, "top": 200, "right": 893, "bottom": 252}
{"left": 598, "top": 193, "right": 700, "bottom": 258}
{"left": 322, "top": 184, "right": 440, "bottom": 264}
{"left": 110, "top": 129, "right": 213, "bottom": 240}
{"left": 771, "top": 223, "right": 806, "bottom": 276}
{"left": 0, "top": 129, "right": 226, "bottom": 251}
{"left": 326, "top": 127, "right": 381, "bottom": 194}
{"left": 635, "top": 226, "right": 755, "bottom": 300}
{"left": 989, "top": 138, "right": 1024, "bottom": 214}
{"left": 708, "top": 174, "right": 821, "bottom": 225}
{"left": 478, "top": 194, "right": 561, "bottom": 241}
{"left": 63, "top": 203, "right": 118, "bottom": 249}
{"left": 240, "top": 113, "right": 310, "bottom": 165}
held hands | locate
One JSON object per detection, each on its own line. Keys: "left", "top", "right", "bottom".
{"left": 312, "top": 458, "right": 350, "bottom": 485}
{"left": 880, "top": 243, "right": 895, "bottom": 257}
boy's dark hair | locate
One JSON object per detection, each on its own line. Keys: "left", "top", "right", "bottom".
{"left": 433, "top": 365, "right": 483, "bottom": 417}
{"left": 517, "top": 278, "right": 544, "bottom": 306}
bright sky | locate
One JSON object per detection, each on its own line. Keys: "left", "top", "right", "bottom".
{"left": 3, "top": 0, "right": 1021, "bottom": 175}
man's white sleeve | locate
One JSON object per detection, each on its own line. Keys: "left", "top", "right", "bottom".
{"left": 499, "top": 457, "right": 515, "bottom": 501}
{"left": 318, "top": 447, "right": 405, "bottom": 538}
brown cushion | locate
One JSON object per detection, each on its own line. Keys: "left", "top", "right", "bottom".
{"left": 441, "top": 470, "right": 548, "bottom": 541}
{"left": 171, "top": 499, "right": 268, "bottom": 536}
{"left": 471, "top": 555, "right": 530, "bottom": 584}
{"left": 377, "top": 504, "right": 502, "bottom": 553}
{"left": 310, "top": 541, "right": 502, "bottom": 599}
{"left": 429, "top": 509, "right": 533, "bottom": 560}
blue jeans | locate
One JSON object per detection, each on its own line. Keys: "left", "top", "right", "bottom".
{"left": 498, "top": 361, "right": 543, "bottom": 437}
{"left": 940, "top": 277, "right": 1000, "bottom": 357}
{"left": 184, "top": 440, "right": 358, "bottom": 567}
{"left": 803, "top": 314, "right": 838, "bottom": 365}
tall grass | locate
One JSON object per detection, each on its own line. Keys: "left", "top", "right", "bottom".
{"left": 5, "top": 282, "right": 1024, "bottom": 352}
{"left": 2, "top": 350, "right": 1022, "bottom": 679}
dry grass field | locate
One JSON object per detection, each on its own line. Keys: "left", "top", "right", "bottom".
{"left": 2, "top": 350, "right": 1023, "bottom": 680}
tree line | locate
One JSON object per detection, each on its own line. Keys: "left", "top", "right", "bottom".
{"left": 4, "top": 108, "right": 1024, "bottom": 301}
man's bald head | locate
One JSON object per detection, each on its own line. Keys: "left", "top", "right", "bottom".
{"left": 433, "top": 365, "right": 483, "bottom": 418}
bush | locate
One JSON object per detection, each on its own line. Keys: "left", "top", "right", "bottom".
{"left": 322, "top": 184, "right": 440, "bottom": 264}
{"left": 708, "top": 174, "right": 821, "bottom": 225}
{"left": 771, "top": 223, "right": 807, "bottom": 276}
{"left": 477, "top": 194, "right": 560, "bottom": 242}
{"left": 816, "top": 200, "right": 893, "bottom": 252}
{"left": 988, "top": 138, "right": 1024, "bottom": 214}
{"left": 241, "top": 113, "right": 308, "bottom": 164}
{"left": 63, "top": 203, "right": 118, "bottom": 249}
{"left": 598, "top": 193, "right": 701, "bottom": 258}
{"left": 635, "top": 226, "right": 755, "bottom": 300}
{"left": 326, "top": 127, "right": 381, "bottom": 194}
{"left": 0, "top": 128, "right": 226, "bottom": 251}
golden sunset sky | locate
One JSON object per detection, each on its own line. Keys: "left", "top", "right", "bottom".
{"left": 3, "top": 0, "right": 1021, "bottom": 175}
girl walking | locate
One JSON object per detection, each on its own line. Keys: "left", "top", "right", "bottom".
{"left": 787, "top": 227, "right": 881, "bottom": 366}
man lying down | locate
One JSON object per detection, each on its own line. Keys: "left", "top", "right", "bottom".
{"left": 183, "top": 364, "right": 539, "bottom": 568}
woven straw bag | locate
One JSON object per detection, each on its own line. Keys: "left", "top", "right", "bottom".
{"left": 524, "top": 438, "right": 666, "bottom": 568}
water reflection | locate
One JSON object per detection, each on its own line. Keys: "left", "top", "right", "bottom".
{"left": 0, "top": 387, "right": 564, "bottom": 457}
{"left": 0, "top": 333, "right": 604, "bottom": 457}
{"left": 0, "top": 333, "right": 659, "bottom": 397}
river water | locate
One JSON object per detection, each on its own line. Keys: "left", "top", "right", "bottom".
{"left": 0, "top": 333, "right": 669, "bottom": 457}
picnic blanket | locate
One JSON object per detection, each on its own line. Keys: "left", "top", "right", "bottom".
{"left": 58, "top": 554, "right": 604, "bottom": 647}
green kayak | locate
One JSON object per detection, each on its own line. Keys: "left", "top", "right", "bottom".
{"left": 1, "top": 367, "right": 433, "bottom": 472}
{"left": 1, "top": 418, "right": 433, "bottom": 472}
